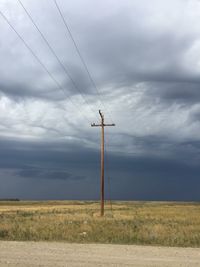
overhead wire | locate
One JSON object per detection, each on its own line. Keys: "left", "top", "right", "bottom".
{"left": 0, "top": 9, "right": 92, "bottom": 124}
{"left": 52, "top": 0, "right": 114, "bottom": 123}
{"left": 17, "top": 0, "right": 98, "bottom": 122}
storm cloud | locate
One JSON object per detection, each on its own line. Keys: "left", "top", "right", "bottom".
{"left": 0, "top": 0, "right": 200, "bottom": 200}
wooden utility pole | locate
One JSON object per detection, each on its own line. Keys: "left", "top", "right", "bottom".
{"left": 91, "top": 110, "right": 115, "bottom": 216}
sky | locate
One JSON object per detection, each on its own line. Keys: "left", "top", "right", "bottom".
{"left": 0, "top": 0, "right": 200, "bottom": 201}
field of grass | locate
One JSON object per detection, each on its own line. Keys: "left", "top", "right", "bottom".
{"left": 0, "top": 200, "right": 200, "bottom": 247}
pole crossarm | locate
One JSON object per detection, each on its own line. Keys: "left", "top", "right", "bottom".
{"left": 91, "top": 110, "right": 115, "bottom": 216}
{"left": 91, "top": 123, "right": 115, "bottom": 127}
{"left": 104, "top": 124, "right": 115, "bottom": 126}
{"left": 91, "top": 123, "right": 101, "bottom": 127}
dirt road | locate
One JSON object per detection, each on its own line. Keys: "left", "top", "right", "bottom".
{"left": 0, "top": 241, "right": 200, "bottom": 267}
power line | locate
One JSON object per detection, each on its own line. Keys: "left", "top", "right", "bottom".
{"left": 0, "top": 9, "right": 91, "bottom": 124}
{"left": 53, "top": 0, "right": 114, "bottom": 123}
{"left": 17, "top": 0, "right": 98, "bottom": 121}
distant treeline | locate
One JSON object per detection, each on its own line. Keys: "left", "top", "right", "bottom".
{"left": 0, "top": 199, "right": 20, "bottom": 201}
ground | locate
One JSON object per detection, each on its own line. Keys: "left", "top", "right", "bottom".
{"left": 0, "top": 241, "right": 200, "bottom": 267}
{"left": 1, "top": 201, "right": 200, "bottom": 246}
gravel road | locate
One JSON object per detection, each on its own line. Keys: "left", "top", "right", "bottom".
{"left": 0, "top": 241, "right": 200, "bottom": 267}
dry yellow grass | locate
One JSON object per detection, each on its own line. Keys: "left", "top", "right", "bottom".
{"left": 0, "top": 200, "right": 200, "bottom": 247}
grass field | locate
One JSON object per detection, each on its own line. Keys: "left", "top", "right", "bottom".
{"left": 0, "top": 200, "right": 200, "bottom": 247}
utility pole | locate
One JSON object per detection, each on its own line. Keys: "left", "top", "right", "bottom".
{"left": 91, "top": 110, "right": 115, "bottom": 216}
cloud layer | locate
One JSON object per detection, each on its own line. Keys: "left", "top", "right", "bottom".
{"left": 0, "top": 0, "right": 200, "bottom": 200}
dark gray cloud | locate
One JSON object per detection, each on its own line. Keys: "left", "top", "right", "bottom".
{"left": 17, "top": 168, "right": 85, "bottom": 181}
{"left": 1, "top": 0, "right": 200, "bottom": 200}
{"left": 145, "top": 82, "right": 200, "bottom": 104}
{"left": 0, "top": 137, "right": 200, "bottom": 200}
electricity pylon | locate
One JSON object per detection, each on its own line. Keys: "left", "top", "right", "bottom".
{"left": 91, "top": 110, "right": 115, "bottom": 216}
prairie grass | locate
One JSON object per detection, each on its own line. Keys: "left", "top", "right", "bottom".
{"left": 0, "top": 200, "right": 200, "bottom": 247}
